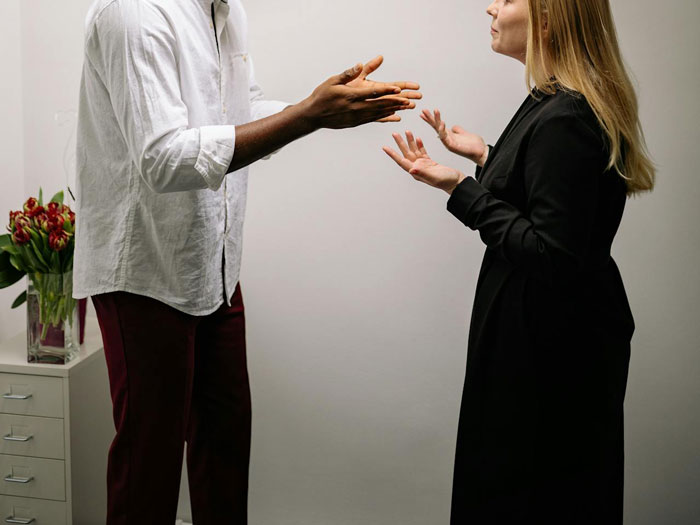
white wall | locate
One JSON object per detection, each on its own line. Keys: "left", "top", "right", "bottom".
{"left": 0, "top": 0, "right": 26, "bottom": 343}
{"left": 8, "top": 1, "right": 700, "bottom": 524}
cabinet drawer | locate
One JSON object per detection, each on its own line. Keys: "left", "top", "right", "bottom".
{"left": 0, "top": 494, "right": 67, "bottom": 525}
{"left": 0, "top": 375, "right": 63, "bottom": 419}
{"left": 0, "top": 415, "right": 64, "bottom": 460}
{"left": 0, "top": 455, "right": 65, "bottom": 502}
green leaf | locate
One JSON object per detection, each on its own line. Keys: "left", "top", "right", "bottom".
{"left": 29, "top": 238, "right": 50, "bottom": 271}
{"left": 61, "top": 244, "right": 75, "bottom": 273}
{"left": 39, "top": 230, "right": 49, "bottom": 252}
{"left": 0, "top": 272, "right": 23, "bottom": 289}
{"left": 0, "top": 250, "right": 24, "bottom": 288}
{"left": 50, "top": 191, "right": 65, "bottom": 204}
{"left": 22, "top": 243, "right": 45, "bottom": 273}
{"left": 11, "top": 291, "right": 27, "bottom": 309}
{"left": 50, "top": 250, "right": 60, "bottom": 272}
{"left": 39, "top": 188, "right": 44, "bottom": 206}
{"left": 0, "top": 234, "right": 13, "bottom": 253}
{"left": 9, "top": 254, "right": 26, "bottom": 272}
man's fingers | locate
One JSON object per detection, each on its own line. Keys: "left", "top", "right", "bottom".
{"left": 363, "top": 97, "right": 413, "bottom": 111}
{"left": 334, "top": 63, "right": 364, "bottom": 85}
{"left": 399, "top": 90, "right": 423, "bottom": 100}
{"left": 389, "top": 81, "right": 421, "bottom": 91}
{"left": 350, "top": 84, "right": 402, "bottom": 100}
{"left": 382, "top": 146, "right": 413, "bottom": 172}
{"left": 377, "top": 114, "right": 402, "bottom": 123}
{"left": 362, "top": 55, "right": 384, "bottom": 78}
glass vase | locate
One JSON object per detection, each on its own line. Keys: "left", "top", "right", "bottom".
{"left": 26, "top": 271, "right": 79, "bottom": 364}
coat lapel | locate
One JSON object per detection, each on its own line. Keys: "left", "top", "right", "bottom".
{"left": 478, "top": 93, "right": 543, "bottom": 182}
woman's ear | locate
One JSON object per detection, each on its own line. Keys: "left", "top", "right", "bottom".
{"left": 542, "top": 12, "right": 549, "bottom": 37}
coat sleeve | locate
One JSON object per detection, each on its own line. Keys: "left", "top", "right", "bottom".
{"left": 447, "top": 113, "right": 606, "bottom": 283}
{"left": 87, "top": 1, "right": 235, "bottom": 193}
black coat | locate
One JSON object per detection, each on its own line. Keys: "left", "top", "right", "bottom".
{"left": 446, "top": 90, "right": 635, "bottom": 524}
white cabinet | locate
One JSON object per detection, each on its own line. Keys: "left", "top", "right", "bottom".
{"left": 0, "top": 318, "right": 112, "bottom": 524}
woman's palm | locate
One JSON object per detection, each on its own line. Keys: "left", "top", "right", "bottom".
{"left": 421, "top": 109, "right": 487, "bottom": 165}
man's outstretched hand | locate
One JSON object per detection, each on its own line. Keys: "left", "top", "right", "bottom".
{"left": 347, "top": 56, "right": 422, "bottom": 123}
{"left": 301, "top": 57, "right": 421, "bottom": 129}
{"left": 228, "top": 57, "right": 421, "bottom": 172}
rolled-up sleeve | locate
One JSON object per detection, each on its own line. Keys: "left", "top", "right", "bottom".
{"left": 87, "top": 1, "right": 235, "bottom": 193}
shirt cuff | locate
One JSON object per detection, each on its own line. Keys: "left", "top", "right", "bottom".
{"left": 194, "top": 125, "right": 236, "bottom": 191}
{"left": 446, "top": 176, "right": 490, "bottom": 229}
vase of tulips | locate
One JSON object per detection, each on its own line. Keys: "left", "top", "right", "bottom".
{"left": 1, "top": 190, "right": 80, "bottom": 364}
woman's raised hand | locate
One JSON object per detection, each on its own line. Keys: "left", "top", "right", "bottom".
{"left": 420, "top": 109, "right": 488, "bottom": 166}
{"left": 382, "top": 131, "right": 466, "bottom": 195}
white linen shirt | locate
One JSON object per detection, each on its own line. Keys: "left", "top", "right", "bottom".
{"left": 73, "top": 0, "right": 288, "bottom": 315}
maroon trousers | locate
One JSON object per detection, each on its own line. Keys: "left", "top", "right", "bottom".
{"left": 92, "top": 285, "right": 250, "bottom": 525}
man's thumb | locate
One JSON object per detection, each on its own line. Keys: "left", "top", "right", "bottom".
{"left": 335, "top": 63, "right": 363, "bottom": 85}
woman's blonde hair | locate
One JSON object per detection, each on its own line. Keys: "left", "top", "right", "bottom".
{"left": 526, "top": 0, "right": 655, "bottom": 195}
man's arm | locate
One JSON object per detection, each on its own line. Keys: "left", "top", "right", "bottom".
{"left": 229, "top": 63, "right": 415, "bottom": 173}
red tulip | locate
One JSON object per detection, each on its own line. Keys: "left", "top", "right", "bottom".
{"left": 47, "top": 214, "right": 65, "bottom": 232}
{"left": 33, "top": 213, "right": 50, "bottom": 233}
{"left": 49, "top": 229, "right": 71, "bottom": 251}
{"left": 12, "top": 228, "right": 31, "bottom": 246}
{"left": 23, "top": 198, "right": 44, "bottom": 218}
{"left": 14, "top": 215, "right": 33, "bottom": 231}
{"left": 46, "top": 202, "right": 61, "bottom": 218}
{"left": 8, "top": 210, "right": 22, "bottom": 230}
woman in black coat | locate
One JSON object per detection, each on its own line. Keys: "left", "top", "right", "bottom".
{"left": 383, "top": 0, "right": 655, "bottom": 523}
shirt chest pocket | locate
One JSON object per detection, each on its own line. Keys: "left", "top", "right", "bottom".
{"left": 219, "top": 51, "right": 252, "bottom": 125}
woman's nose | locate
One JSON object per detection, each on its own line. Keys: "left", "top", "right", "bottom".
{"left": 486, "top": 1, "right": 498, "bottom": 17}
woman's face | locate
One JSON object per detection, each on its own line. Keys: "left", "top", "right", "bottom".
{"left": 487, "top": 0, "right": 530, "bottom": 64}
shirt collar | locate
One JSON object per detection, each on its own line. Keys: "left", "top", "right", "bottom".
{"left": 197, "top": 0, "right": 227, "bottom": 9}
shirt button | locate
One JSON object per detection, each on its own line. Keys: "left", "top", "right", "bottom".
{"left": 243, "top": 54, "right": 248, "bottom": 62}
{"left": 222, "top": 106, "right": 227, "bottom": 114}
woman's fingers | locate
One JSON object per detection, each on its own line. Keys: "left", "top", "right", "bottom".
{"left": 392, "top": 132, "right": 412, "bottom": 159}
{"left": 382, "top": 146, "right": 414, "bottom": 172}
{"left": 416, "top": 137, "right": 428, "bottom": 156}
{"left": 421, "top": 109, "right": 437, "bottom": 129}
{"left": 405, "top": 131, "right": 419, "bottom": 155}
{"left": 438, "top": 120, "right": 447, "bottom": 140}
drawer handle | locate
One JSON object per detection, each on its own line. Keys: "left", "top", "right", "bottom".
{"left": 3, "top": 434, "right": 34, "bottom": 442}
{"left": 2, "top": 394, "right": 32, "bottom": 400}
{"left": 3, "top": 475, "right": 34, "bottom": 484}
{"left": 6, "top": 517, "right": 36, "bottom": 524}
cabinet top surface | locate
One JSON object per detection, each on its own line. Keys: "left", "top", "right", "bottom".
{"left": 0, "top": 317, "right": 104, "bottom": 377}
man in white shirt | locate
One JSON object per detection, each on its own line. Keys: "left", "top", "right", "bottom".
{"left": 74, "top": 0, "right": 420, "bottom": 523}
